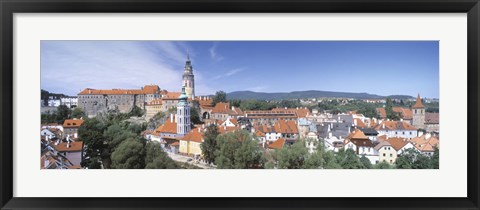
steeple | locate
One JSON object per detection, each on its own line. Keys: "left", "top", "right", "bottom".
{"left": 182, "top": 52, "right": 195, "bottom": 99}
{"left": 412, "top": 94, "right": 424, "bottom": 109}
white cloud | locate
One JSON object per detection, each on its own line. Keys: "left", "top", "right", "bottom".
{"left": 212, "top": 67, "right": 246, "bottom": 80}
{"left": 209, "top": 42, "right": 224, "bottom": 62}
{"left": 41, "top": 41, "right": 200, "bottom": 95}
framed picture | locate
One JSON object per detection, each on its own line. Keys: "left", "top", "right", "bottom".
{"left": 1, "top": 0, "right": 479, "bottom": 209}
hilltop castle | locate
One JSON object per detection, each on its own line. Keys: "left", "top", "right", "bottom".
{"left": 78, "top": 55, "right": 207, "bottom": 118}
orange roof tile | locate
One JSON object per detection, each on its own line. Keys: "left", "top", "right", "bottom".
{"left": 268, "top": 138, "right": 286, "bottom": 149}
{"left": 349, "top": 129, "right": 369, "bottom": 139}
{"left": 170, "top": 141, "right": 180, "bottom": 146}
{"left": 79, "top": 85, "right": 159, "bottom": 95}
{"left": 164, "top": 92, "right": 181, "bottom": 100}
{"left": 412, "top": 94, "right": 425, "bottom": 108}
{"left": 180, "top": 129, "right": 203, "bottom": 143}
{"left": 211, "top": 102, "right": 234, "bottom": 114}
{"left": 217, "top": 126, "right": 241, "bottom": 134}
{"left": 142, "top": 85, "right": 160, "bottom": 94}
{"left": 386, "top": 137, "right": 408, "bottom": 151}
{"left": 157, "top": 117, "right": 177, "bottom": 134}
{"left": 53, "top": 141, "right": 83, "bottom": 152}
{"left": 354, "top": 118, "right": 366, "bottom": 128}
{"left": 63, "top": 119, "right": 84, "bottom": 128}
{"left": 374, "top": 121, "right": 417, "bottom": 131}
{"left": 273, "top": 120, "right": 298, "bottom": 134}
{"left": 391, "top": 107, "right": 413, "bottom": 120}
{"left": 376, "top": 108, "right": 387, "bottom": 118}
{"left": 272, "top": 107, "right": 310, "bottom": 118}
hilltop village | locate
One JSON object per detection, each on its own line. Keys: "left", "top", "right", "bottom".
{"left": 40, "top": 57, "right": 439, "bottom": 169}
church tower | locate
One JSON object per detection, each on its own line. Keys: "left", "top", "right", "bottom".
{"left": 176, "top": 85, "right": 191, "bottom": 138}
{"left": 412, "top": 94, "right": 425, "bottom": 129}
{"left": 182, "top": 54, "right": 195, "bottom": 99}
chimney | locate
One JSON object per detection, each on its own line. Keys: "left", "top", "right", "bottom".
{"left": 232, "top": 106, "right": 235, "bottom": 111}
{"left": 382, "top": 123, "right": 385, "bottom": 129}
{"left": 327, "top": 124, "right": 331, "bottom": 132}
{"left": 328, "top": 132, "right": 332, "bottom": 139}
{"left": 67, "top": 142, "right": 71, "bottom": 148}
{"left": 170, "top": 114, "right": 174, "bottom": 123}
{"left": 198, "top": 127, "right": 201, "bottom": 132}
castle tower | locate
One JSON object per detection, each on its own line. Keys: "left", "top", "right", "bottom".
{"left": 176, "top": 85, "right": 191, "bottom": 137}
{"left": 412, "top": 93, "right": 425, "bottom": 129}
{"left": 182, "top": 54, "right": 195, "bottom": 99}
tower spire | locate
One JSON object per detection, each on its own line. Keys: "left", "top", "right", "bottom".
{"left": 187, "top": 49, "right": 190, "bottom": 61}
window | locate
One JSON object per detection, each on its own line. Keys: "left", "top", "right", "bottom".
{"left": 383, "top": 153, "right": 386, "bottom": 157}
{"left": 390, "top": 154, "right": 393, "bottom": 157}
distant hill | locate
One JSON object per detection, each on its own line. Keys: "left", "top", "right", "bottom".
{"left": 227, "top": 90, "right": 414, "bottom": 100}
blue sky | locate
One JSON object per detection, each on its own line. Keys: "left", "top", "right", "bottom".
{"left": 41, "top": 41, "right": 439, "bottom": 98}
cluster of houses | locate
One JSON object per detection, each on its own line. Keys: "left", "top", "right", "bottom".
{"left": 40, "top": 119, "right": 84, "bottom": 169}
{"left": 144, "top": 90, "right": 439, "bottom": 165}
{"left": 41, "top": 56, "right": 440, "bottom": 169}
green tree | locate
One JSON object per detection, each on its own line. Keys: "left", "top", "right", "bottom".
{"left": 360, "top": 155, "right": 373, "bottom": 169}
{"left": 375, "top": 161, "right": 393, "bottom": 169}
{"left": 385, "top": 97, "right": 401, "bottom": 120}
{"left": 147, "top": 111, "right": 166, "bottom": 130}
{"left": 56, "top": 105, "right": 71, "bottom": 124}
{"left": 79, "top": 118, "right": 107, "bottom": 169}
{"left": 144, "top": 142, "right": 177, "bottom": 169}
{"left": 323, "top": 151, "right": 341, "bottom": 169}
{"left": 212, "top": 90, "right": 227, "bottom": 106}
{"left": 129, "top": 105, "right": 144, "bottom": 117}
{"left": 431, "top": 147, "right": 439, "bottom": 169}
{"left": 276, "top": 141, "right": 309, "bottom": 169}
{"left": 395, "top": 148, "right": 434, "bottom": 169}
{"left": 71, "top": 107, "right": 86, "bottom": 119}
{"left": 336, "top": 149, "right": 365, "bottom": 169}
{"left": 111, "top": 139, "right": 146, "bottom": 169}
{"left": 201, "top": 124, "right": 220, "bottom": 164}
{"left": 190, "top": 106, "right": 202, "bottom": 124}
{"left": 215, "top": 130, "right": 263, "bottom": 169}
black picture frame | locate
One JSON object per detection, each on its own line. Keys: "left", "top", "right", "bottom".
{"left": 1, "top": 0, "right": 479, "bottom": 209}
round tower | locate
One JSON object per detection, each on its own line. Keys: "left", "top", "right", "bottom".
{"left": 182, "top": 54, "right": 195, "bottom": 99}
{"left": 176, "top": 85, "right": 191, "bottom": 137}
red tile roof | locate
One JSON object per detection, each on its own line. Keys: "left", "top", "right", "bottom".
{"left": 374, "top": 121, "right": 417, "bottom": 131}
{"left": 386, "top": 137, "right": 408, "bottom": 151}
{"left": 268, "top": 138, "right": 286, "bottom": 149}
{"left": 412, "top": 94, "right": 425, "bottom": 108}
{"left": 53, "top": 141, "right": 83, "bottom": 152}
{"left": 63, "top": 119, "right": 84, "bottom": 128}
{"left": 354, "top": 118, "right": 366, "bottom": 128}
{"left": 392, "top": 107, "right": 413, "bottom": 120}
{"left": 79, "top": 85, "right": 160, "bottom": 95}
{"left": 180, "top": 129, "right": 203, "bottom": 143}
{"left": 425, "top": 112, "right": 439, "bottom": 124}
{"left": 272, "top": 107, "right": 310, "bottom": 118}
{"left": 163, "top": 92, "right": 181, "bottom": 100}
{"left": 376, "top": 108, "right": 387, "bottom": 118}
{"left": 157, "top": 117, "right": 177, "bottom": 134}
{"left": 274, "top": 120, "right": 298, "bottom": 134}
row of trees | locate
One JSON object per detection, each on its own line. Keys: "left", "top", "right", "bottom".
{"left": 200, "top": 125, "right": 439, "bottom": 169}
{"left": 79, "top": 110, "right": 177, "bottom": 169}
{"left": 41, "top": 105, "right": 86, "bottom": 124}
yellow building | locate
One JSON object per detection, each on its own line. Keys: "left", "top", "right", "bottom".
{"left": 375, "top": 141, "right": 397, "bottom": 164}
{"left": 145, "top": 99, "right": 163, "bottom": 120}
{"left": 179, "top": 128, "right": 204, "bottom": 158}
